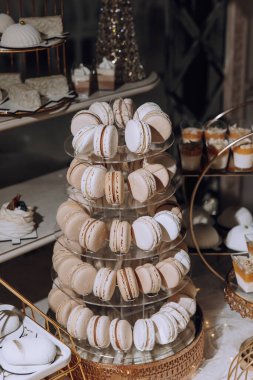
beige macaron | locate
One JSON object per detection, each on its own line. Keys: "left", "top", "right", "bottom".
{"left": 105, "top": 171, "right": 125, "bottom": 205}
{"left": 117, "top": 267, "right": 139, "bottom": 301}
{"left": 143, "top": 163, "right": 170, "bottom": 191}
{"left": 113, "top": 98, "right": 134, "bottom": 129}
{"left": 87, "top": 315, "right": 111, "bottom": 349}
{"left": 57, "top": 256, "right": 83, "bottom": 287}
{"left": 70, "top": 263, "right": 97, "bottom": 296}
{"left": 66, "top": 158, "right": 89, "bottom": 190}
{"left": 156, "top": 258, "right": 185, "bottom": 289}
{"left": 128, "top": 168, "right": 156, "bottom": 203}
{"left": 79, "top": 218, "right": 108, "bottom": 252}
{"left": 109, "top": 219, "right": 131, "bottom": 254}
{"left": 67, "top": 305, "right": 94, "bottom": 340}
{"left": 48, "top": 287, "right": 70, "bottom": 313}
{"left": 110, "top": 318, "right": 133, "bottom": 351}
{"left": 56, "top": 299, "right": 80, "bottom": 328}
{"left": 56, "top": 199, "right": 88, "bottom": 231}
{"left": 135, "top": 263, "right": 161, "bottom": 295}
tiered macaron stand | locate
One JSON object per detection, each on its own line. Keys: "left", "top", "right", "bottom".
{"left": 187, "top": 101, "right": 253, "bottom": 321}
{"left": 50, "top": 112, "right": 205, "bottom": 379}
{"left": 0, "top": 276, "right": 86, "bottom": 379}
{"left": 0, "top": 0, "right": 74, "bottom": 117}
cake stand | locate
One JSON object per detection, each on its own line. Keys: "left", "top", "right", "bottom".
{"left": 49, "top": 120, "right": 205, "bottom": 379}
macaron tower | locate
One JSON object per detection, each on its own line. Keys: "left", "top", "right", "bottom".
{"left": 49, "top": 99, "right": 203, "bottom": 378}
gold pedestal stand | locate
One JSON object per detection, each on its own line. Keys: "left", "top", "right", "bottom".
{"left": 81, "top": 328, "right": 204, "bottom": 380}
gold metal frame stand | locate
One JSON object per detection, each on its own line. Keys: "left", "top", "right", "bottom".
{"left": 0, "top": 276, "right": 86, "bottom": 380}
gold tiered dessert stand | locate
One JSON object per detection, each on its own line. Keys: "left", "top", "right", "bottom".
{"left": 0, "top": 0, "right": 73, "bottom": 117}
{"left": 48, "top": 112, "right": 205, "bottom": 379}
{"left": 0, "top": 276, "right": 86, "bottom": 380}
{"left": 188, "top": 101, "right": 253, "bottom": 315}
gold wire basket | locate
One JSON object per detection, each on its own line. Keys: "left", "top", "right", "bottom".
{"left": 189, "top": 99, "right": 253, "bottom": 282}
{"left": 228, "top": 337, "right": 253, "bottom": 379}
{"left": 0, "top": 276, "right": 86, "bottom": 380}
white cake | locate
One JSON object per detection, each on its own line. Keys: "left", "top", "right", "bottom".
{"left": 0, "top": 13, "right": 15, "bottom": 34}
{"left": 1, "top": 22, "right": 42, "bottom": 48}
{"left": 0, "top": 73, "right": 21, "bottom": 92}
{"left": 8, "top": 83, "right": 41, "bottom": 110}
{"left": 25, "top": 75, "right": 69, "bottom": 98}
{"left": 19, "top": 15, "right": 63, "bottom": 38}
{"left": 0, "top": 196, "right": 35, "bottom": 239}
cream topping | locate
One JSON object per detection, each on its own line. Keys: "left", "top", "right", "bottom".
{"left": 98, "top": 57, "right": 114, "bottom": 70}
{"left": 207, "top": 138, "right": 228, "bottom": 149}
{"left": 72, "top": 64, "right": 90, "bottom": 80}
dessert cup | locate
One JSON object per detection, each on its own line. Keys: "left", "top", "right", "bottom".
{"left": 71, "top": 64, "right": 91, "bottom": 99}
{"left": 228, "top": 122, "right": 252, "bottom": 143}
{"left": 204, "top": 120, "right": 227, "bottom": 141}
{"left": 180, "top": 120, "right": 203, "bottom": 143}
{"left": 232, "top": 143, "right": 253, "bottom": 170}
{"left": 206, "top": 139, "right": 229, "bottom": 170}
{"left": 97, "top": 57, "right": 115, "bottom": 91}
{"left": 179, "top": 142, "right": 202, "bottom": 171}
{"left": 232, "top": 254, "right": 253, "bottom": 293}
{"left": 245, "top": 233, "right": 253, "bottom": 256}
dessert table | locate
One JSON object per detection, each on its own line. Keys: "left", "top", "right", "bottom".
{"left": 34, "top": 259, "right": 253, "bottom": 380}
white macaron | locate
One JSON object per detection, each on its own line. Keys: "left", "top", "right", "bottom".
{"left": 132, "top": 216, "right": 162, "bottom": 250}
{"left": 133, "top": 319, "right": 155, "bottom": 351}
{"left": 125, "top": 120, "right": 152, "bottom": 154}
{"left": 151, "top": 312, "right": 178, "bottom": 344}
{"left": 72, "top": 125, "right": 96, "bottom": 154}
{"left": 154, "top": 210, "right": 181, "bottom": 242}
{"left": 81, "top": 165, "right": 107, "bottom": 200}
{"left": 93, "top": 267, "right": 117, "bottom": 301}
{"left": 89, "top": 102, "right": 114, "bottom": 125}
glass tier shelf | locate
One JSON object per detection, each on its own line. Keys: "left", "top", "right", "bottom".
{"left": 67, "top": 179, "right": 177, "bottom": 212}
{"left": 48, "top": 305, "right": 203, "bottom": 366}
{"left": 52, "top": 269, "right": 191, "bottom": 309}
{"left": 64, "top": 133, "right": 175, "bottom": 165}
{"left": 55, "top": 225, "right": 186, "bottom": 262}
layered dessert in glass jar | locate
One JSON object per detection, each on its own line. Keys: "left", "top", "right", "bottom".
{"left": 71, "top": 64, "right": 91, "bottom": 99}
{"left": 179, "top": 142, "right": 202, "bottom": 171}
{"left": 97, "top": 57, "right": 115, "bottom": 91}
{"left": 232, "top": 255, "right": 253, "bottom": 293}
{"left": 204, "top": 121, "right": 227, "bottom": 141}
{"left": 181, "top": 121, "right": 203, "bottom": 143}
{"left": 206, "top": 139, "right": 229, "bottom": 170}
{"left": 232, "top": 142, "right": 253, "bottom": 170}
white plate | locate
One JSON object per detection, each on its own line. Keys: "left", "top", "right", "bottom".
{"left": 0, "top": 307, "right": 71, "bottom": 380}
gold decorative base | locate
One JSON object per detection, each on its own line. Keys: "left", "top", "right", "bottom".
{"left": 80, "top": 326, "right": 204, "bottom": 380}
{"left": 224, "top": 269, "right": 253, "bottom": 319}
